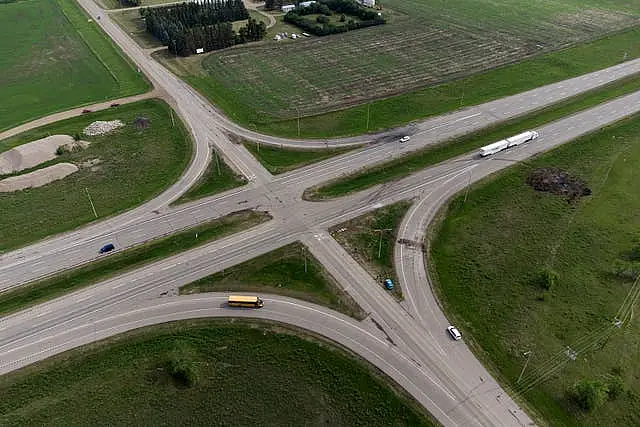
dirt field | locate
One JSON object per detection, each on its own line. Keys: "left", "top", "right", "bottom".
{"left": 0, "top": 135, "right": 85, "bottom": 175}
{"left": 0, "top": 163, "right": 79, "bottom": 192}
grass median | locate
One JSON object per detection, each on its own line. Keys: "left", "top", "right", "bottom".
{"left": 243, "top": 140, "right": 353, "bottom": 174}
{"left": 0, "top": 320, "right": 437, "bottom": 426}
{"left": 331, "top": 201, "right": 412, "bottom": 300}
{"left": 0, "top": 210, "right": 271, "bottom": 316}
{"left": 430, "top": 113, "right": 640, "bottom": 426}
{"left": 306, "top": 73, "right": 640, "bottom": 200}
{"left": 181, "top": 242, "right": 366, "bottom": 319}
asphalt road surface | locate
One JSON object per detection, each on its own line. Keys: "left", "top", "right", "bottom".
{"left": 3, "top": 0, "right": 640, "bottom": 425}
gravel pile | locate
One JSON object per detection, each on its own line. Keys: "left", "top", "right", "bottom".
{"left": 83, "top": 120, "right": 125, "bottom": 136}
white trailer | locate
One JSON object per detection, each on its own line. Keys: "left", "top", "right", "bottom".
{"left": 479, "top": 130, "right": 539, "bottom": 157}
{"left": 479, "top": 139, "right": 509, "bottom": 157}
{"left": 506, "top": 131, "right": 539, "bottom": 147}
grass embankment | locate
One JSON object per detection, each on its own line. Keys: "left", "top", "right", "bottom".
{"left": 181, "top": 242, "right": 365, "bottom": 319}
{"left": 331, "top": 201, "right": 412, "bottom": 299}
{"left": 0, "top": 320, "right": 437, "bottom": 426}
{"left": 99, "top": 0, "right": 177, "bottom": 8}
{"left": 179, "top": 25, "right": 640, "bottom": 138}
{"left": 430, "top": 114, "right": 640, "bottom": 426}
{"left": 0, "top": 211, "right": 270, "bottom": 316}
{"left": 243, "top": 140, "right": 353, "bottom": 174}
{"left": 306, "top": 73, "right": 640, "bottom": 200}
{"left": 174, "top": 151, "right": 246, "bottom": 204}
{"left": 110, "top": 9, "right": 163, "bottom": 49}
{"left": 0, "top": 100, "right": 192, "bottom": 252}
{"left": 0, "top": 0, "right": 148, "bottom": 132}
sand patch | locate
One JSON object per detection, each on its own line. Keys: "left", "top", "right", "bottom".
{"left": 0, "top": 163, "right": 79, "bottom": 192}
{"left": 0, "top": 135, "right": 89, "bottom": 175}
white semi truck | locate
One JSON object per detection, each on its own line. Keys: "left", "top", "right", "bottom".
{"left": 479, "top": 130, "right": 539, "bottom": 157}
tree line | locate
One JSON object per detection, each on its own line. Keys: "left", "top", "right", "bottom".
{"left": 284, "top": 0, "right": 385, "bottom": 36}
{"left": 119, "top": 0, "right": 140, "bottom": 7}
{"left": 141, "top": 1, "right": 266, "bottom": 56}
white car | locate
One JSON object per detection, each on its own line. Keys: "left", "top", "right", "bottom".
{"left": 399, "top": 136, "right": 410, "bottom": 143}
{"left": 447, "top": 325, "right": 462, "bottom": 340}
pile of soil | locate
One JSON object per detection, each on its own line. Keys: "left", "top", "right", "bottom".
{"left": 526, "top": 167, "right": 591, "bottom": 203}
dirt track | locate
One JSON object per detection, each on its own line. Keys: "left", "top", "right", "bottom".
{"left": 0, "top": 163, "right": 79, "bottom": 192}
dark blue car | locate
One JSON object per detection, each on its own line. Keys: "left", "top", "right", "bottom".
{"left": 384, "top": 279, "right": 394, "bottom": 290}
{"left": 99, "top": 243, "right": 115, "bottom": 254}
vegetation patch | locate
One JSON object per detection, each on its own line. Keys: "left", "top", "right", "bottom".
{"left": 173, "top": 150, "right": 246, "bottom": 205}
{"left": 0, "top": 210, "right": 270, "bottom": 316}
{"left": 331, "top": 201, "right": 411, "bottom": 299}
{"left": 141, "top": 0, "right": 266, "bottom": 56}
{"left": 284, "top": 0, "right": 385, "bottom": 36}
{"left": 0, "top": 0, "right": 148, "bottom": 132}
{"left": 0, "top": 320, "right": 436, "bottom": 426}
{"left": 305, "top": 73, "right": 640, "bottom": 200}
{"left": 429, "top": 113, "right": 640, "bottom": 426}
{"left": 181, "top": 242, "right": 366, "bottom": 319}
{"left": 243, "top": 139, "right": 353, "bottom": 174}
{"left": 0, "top": 100, "right": 190, "bottom": 252}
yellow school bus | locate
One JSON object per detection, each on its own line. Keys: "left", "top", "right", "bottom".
{"left": 227, "top": 295, "right": 264, "bottom": 308}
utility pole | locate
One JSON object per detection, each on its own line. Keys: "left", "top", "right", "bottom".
{"left": 517, "top": 351, "right": 532, "bottom": 384}
{"left": 366, "top": 102, "right": 371, "bottom": 131}
{"left": 214, "top": 151, "right": 221, "bottom": 176}
{"left": 296, "top": 107, "right": 301, "bottom": 137}
{"left": 374, "top": 228, "right": 393, "bottom": 258}
{"left": 302, "top": 246, "right": 307, "bottom": 273}
{"left": 85, "top": 187, "right": 98, "bottom": 219}
{"left": 170, "top": 110, "right": 175, "bottom": 128}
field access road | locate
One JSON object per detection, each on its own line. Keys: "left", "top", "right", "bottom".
{"left": 4, "top": 88, "right": 640, "bottom": 426}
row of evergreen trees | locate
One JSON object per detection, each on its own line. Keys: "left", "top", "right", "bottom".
{"left": 119, "top": 0, "right": 140, "bottom": 7}
{"left": 141, "top": 1, "right": 266, "bottom": 56}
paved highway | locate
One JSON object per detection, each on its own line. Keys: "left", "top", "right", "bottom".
{"left": 3, "top": 0, "right": 640, "bottom": 424}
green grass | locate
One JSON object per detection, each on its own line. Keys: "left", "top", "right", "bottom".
{"left": 168, "top": 3, "right": 640, "bottom": 138}
{"left": 0, "top": 210, "right": 270, "bottom": 316}
{"left": 0, "top": 0, "right": 148, "bottom": 132}
{"left": 331, "top": 201, "right": 412, "bottom": 299}
{"left": 98, "top": 0, "right": 178, "bottom": 9}
{"left": 306, "top": 73, "right": 640, "bottom": 200}
{"left": 429, "top": 113, "right": 640, "bottom": 426}
{"left": 0, "top": 99, "right": 190, "bottom": 252}
{"left": 243, "top": 140, "right": 353, "bottom": 174}
{"left": 173, "top": 151, "right": 246, "bottom": 204}
{"left": 181, "top": 242, "right": 366, "bottom": 319}
{"left": 0, "top": 320, "right": 437, "bottom": 426}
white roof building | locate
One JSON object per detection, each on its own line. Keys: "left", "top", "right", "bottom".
{"left": 281, "top": 4, "right": 295, "bottom": 12}
{"left": 299, "top": 0, "right": 316, "bottom": 7}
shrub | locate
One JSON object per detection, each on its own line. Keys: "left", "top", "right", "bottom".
{"left": 316, "top": 15, "right": 329, "bottom": 23}
{"left": 607, "top": 374, "right": 625, "bottom": 400}
{"left": 55, "top": 146, "right": 66, "bottom": 156}
{"left": 537, "top": 267, "right": 558, "bottom": 290}
{"left": 569, "top": 379, "right": 609, "bottom": 411}
{"left": 612, "top": 259, "right": 640, "bottom": 280}
{"left": 166, "top": 349, "right": 199, "bottom": 387}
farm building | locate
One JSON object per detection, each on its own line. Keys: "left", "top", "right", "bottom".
{"left": 281, "top": 4, "right": 295, "bottom": 12}
{"left": 357, "top": 0, "right": 375, "bottom": 6}
{"left": 298, "top": 0, "right": 316, "bottom": 7}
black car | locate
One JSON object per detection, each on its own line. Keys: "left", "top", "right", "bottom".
{"left": 99, "top": 243, "right": 115, "bottom": 254}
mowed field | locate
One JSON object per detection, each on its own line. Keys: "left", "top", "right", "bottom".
{"left": 197, "top": 0, "right": 639, "bottom": 122}
{"left": 0, "top": 321, "right": 436, "bottom": 426}
{"left": 0, "top": 0, "right": 148, "bottom": 132}
{"left": 430, "top": 114, "right": 640, "bottom": 426}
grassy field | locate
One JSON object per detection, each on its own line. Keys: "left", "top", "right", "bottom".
{"left": 0, "top": 100, "right": 190, "bottom": 252}
{"left": 331, "top": 201, "right": 412, "bottom": 299}
{"left": 98, "top": 0, "right": 177, "bottom": 9}
{"left": 0, "top": 210, "right": 270, "bottom": 316}
{"left": 306, "top": 73, "right": 640, "bottom": 200}
{"left": 173, "top": 150, "right": 246, "bottom": 205}
{"left": 0, "top": 0, "right": 148, "bottom": 132}
{"left": 110, "top": 8, "right": 163, "bottom": 49}
{"left": 243, "top": 140, "right": 353, "bottom": 174}
{"left": 181, "top": 242, "right": 365, "bottom": 319}
{"left": 430, "top": 114, "right": 640, "bottom": 426}
{"left": 0, "top": 320, "right": 437, "bottom": 426}
{"left": 166, "top": 1, "right": 640, "bottom": 137}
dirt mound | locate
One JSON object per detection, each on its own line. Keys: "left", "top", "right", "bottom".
{"left": 0, "top": 163, "right": 79, "bottom": 192}
{"left": 526, "top": 167, "right": 591, "bottom": 202}
{"left": 0, "top": 135, "right": 76, "bottom": 175}
{"left": 83, "top": 120, "right": 125, "bottom": 136}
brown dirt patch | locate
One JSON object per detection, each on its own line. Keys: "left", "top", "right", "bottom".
{"left": 0, "top": 163, "right": 79, "bottom": 192}
{"left": 526, "top": 167, "right": 591, "bottom": 203}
